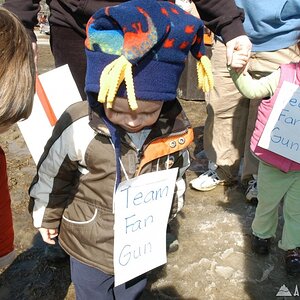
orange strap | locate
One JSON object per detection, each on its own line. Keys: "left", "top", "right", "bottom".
{"left": 136, "top": 128, "right": 194, "bottom": 175}
{"left": 36, "top": 76, "right": 57, "bottom": 126}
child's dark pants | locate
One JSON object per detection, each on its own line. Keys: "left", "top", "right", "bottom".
{"left": 70, "top": 256, "right": 147, "bottom": 299}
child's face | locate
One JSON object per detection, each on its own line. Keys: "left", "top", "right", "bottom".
{"left": 103, "top": 97, "right": 163, "bottom": 133}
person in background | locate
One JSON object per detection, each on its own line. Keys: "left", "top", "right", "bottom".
{"left": 190, "top": 0, "right": 300, "bottom": 204}
{"left": 38, "top": 13, "right": 49, "bottom": 34}
{"left": 3, "top": 0, "right": 252, "bottom": 100}
{"left": 229, "top": 41, "right": 300, "bottom": 275}
{"left": 0, "top": 7, "right": 36, "bottom": 268}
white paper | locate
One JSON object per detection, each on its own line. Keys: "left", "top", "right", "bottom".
{"left": 258, "top": 81, "right": 300, "bottom": 163}
{"left": 113, "top": 168, "right": 178, "bottom": 286}
{"left": 18, "top": 65, "right": 82, "bottom": 164}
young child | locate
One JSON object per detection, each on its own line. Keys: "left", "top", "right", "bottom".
{"left": 28, "top": 0, "right": 212, "bottom": 297}
{"left": 229, "top": 44, "right": 300, "bottom": 275}
{"left": 0, "top": 7, "right": 35, "bottom": 268}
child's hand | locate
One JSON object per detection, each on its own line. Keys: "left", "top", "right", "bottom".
{"left": 38, "top": 228, "right": 58, "bottom": 245}
{"left": 226, "top": 35, "right": 251, "bottom": 67}
{"left": 230, "top": 49, "right": 249, "bottom": 72}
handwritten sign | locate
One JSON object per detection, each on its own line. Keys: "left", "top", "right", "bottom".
{"left": 18, "top": 65, "right": 82, "bottom": 164}
{"left": 258, "top": 81, "right": 300, "bottom": 163}
{"left": 113, "top": 168, "right": 178, "bottom": 286}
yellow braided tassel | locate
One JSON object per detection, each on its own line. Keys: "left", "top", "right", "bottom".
{"left": 124, "top": 63, "right": 137, "bottom": 110}
{"left": 203, "top": 76, "right": 210, "bottom": 93}
{"left": 197, "top": 55, "right": 214, "bottom": 92}
{"left": 197, "top": 61, "right": 205, "bottom": 91}
{"left": 106, "top": 58, "right": 127, "bottom": 106}
{"left": 98, "top": 55, "right": 137, "bottom": 110}
{"left": 98, "top": 59, "right": 119, "bottom": 103}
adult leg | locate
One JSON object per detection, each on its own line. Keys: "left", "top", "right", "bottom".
{"left": 50, "top": 26, "right": 87, "bottom": 100}
{"left": 0, "top": 147, "right": 15, "bottom": 268}
{"left": 190, "top": 40, "right": 249, "bottom": 191}
{"left": 203, "top": 40, "right": 249, "bottom": 182}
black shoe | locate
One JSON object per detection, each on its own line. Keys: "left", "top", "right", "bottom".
{"left": 286, "top": 248, "right": 300, "bottom": 275}
{"left": 251, "top": 234, "right": 271, "bottom": 255}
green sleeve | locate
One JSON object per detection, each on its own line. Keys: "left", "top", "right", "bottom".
{"left": 228, "top": 67, "right": 280, "bottom": 100}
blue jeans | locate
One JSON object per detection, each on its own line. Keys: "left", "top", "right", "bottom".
{"left": 70, "top": 257, "right": 147, "bottom": 300}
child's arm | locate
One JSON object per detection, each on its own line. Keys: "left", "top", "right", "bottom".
{"left": 29, "top": 151, "right": 78, "bottom": 231}
{"left": 228, "top": 50, "right": 280, "bottom": 100}
{"left": 28, "top": 104, "right": 88, "bottom": 235}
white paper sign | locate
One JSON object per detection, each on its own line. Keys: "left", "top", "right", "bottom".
{"left": 18, "top": 65, "right": 82, "bottom": 164}
{"left": 258, "top": 81, "right": 300, "bottom": 163}
{"left": 113, "top": 168, "right": 178, "bottom": 286}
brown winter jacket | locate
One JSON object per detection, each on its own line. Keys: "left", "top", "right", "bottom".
{"left": 28, "top": 99, "right": 193, "bottom": 274}
{"left": 3, "top": 0, "right": 245, "bottom": 43}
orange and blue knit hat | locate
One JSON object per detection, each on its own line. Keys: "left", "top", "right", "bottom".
{"left": 85, "top": 0, "right": 213, "bottom": 110}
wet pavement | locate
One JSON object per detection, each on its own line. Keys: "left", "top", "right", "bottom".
{"left": 0, "top": 34, "right": 299, "bottom": 300}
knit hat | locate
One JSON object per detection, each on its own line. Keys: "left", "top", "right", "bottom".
{"left": 85, "top": 0, "right": 213, "bottom": 110}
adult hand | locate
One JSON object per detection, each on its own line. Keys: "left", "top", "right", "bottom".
{"left": 226, "top": 35, "right": 252, "bottom": 69}
{"left": 38, "top": 228, "right": 58, "bottom": 245}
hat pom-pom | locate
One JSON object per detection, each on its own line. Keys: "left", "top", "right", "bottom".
{"left": 197, "top": 55, "right": 214, "bottom": 92}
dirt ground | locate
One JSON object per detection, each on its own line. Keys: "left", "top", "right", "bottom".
{"left": 0, "top": 35, "right": 299, "bottom": 300}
